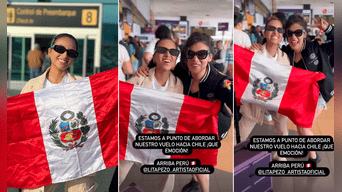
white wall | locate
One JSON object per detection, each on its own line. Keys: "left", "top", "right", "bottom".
{"left": 277, "top": 4, "right": 334, "bottom": 17}
{"left": 312, "top": 6, "right": 334, "bottom": 16}
{"left": 136, "top": 0, "right": 151, "bottom": 22}
{"left": 261, "top": 0, "right": 272, "bottom": 13}
{"left": 154, "top": 16, "right": 233, "bottom": 41}
{"left": 277, "top": 5, "right": 303, "bottom": 10}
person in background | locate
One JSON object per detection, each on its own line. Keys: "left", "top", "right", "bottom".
{"left": 212, "top": 40, "right": 226, "bottom": 73}
{"left": 257, "top": 25, "right": 264, "bottom": 37}
{"left": 234, "top": 12, "right": 252, "bottom": 48}
{"left": 40, "top": 47, "right": 50, "bottom": 75}
{"left": 250, "top": 25, "right": 263, "bottom": 44}
{"left": 128, "top": 36, "right": 143, "bottom": 73}
{"left": 134, "top": 36, "right": 145, "bottom": 49}
{"left": 118, "top": 43, "right": 133, "bottom": 81}
{"left": 27, "top": 43, "right": 44, "bottom": 79}
{"left": 226, "top": 42, "right": 233, "bottom": 80}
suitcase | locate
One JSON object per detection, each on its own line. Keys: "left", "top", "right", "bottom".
{"left": 234, "top": 140, "right": 273, "bottom": 192}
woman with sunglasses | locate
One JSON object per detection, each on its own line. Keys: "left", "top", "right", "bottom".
{"left": 134, "top": 32, "right": 233, "bottom": 192}
{"left": 241, "top": 18, "right": 290, "bottom": 161}
{"left": 21, "top": 33, "right": 98, "bottom": 192}
{"left": 120, "top": 38, "right": 183, "bottom": 192}
{"left": 281, "top": 14, "right": 334, "bottom": 164}
{"left": 177, "top": 32, "right": 233, "bottom": 192}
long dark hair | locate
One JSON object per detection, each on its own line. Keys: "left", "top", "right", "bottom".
{"left": 179, "top": 32, "right": 213, "bottom": 70}
{"left": 50, "top": 33, "right": 78, "bottom": 51}
{"left": 250, "top": 25, "right": 258, "bottom": 35}
{"left": 147, "top": 38, "right": 177, "bottom": 69}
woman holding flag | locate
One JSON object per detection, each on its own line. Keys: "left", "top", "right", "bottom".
{"left": 281, "top": 14, "right": 334, "bottom": 164}
{"left": 21, "top": 33, "right": 97, "bottom": 192}
{"left": 135, "top": 32, "right": 233, "bottom": 192}
{"left": 240, "top": 17, "right": 290, "bottom": 161}
{"left": 119, "top": 38, "right": 183, "bottom": 192}
{"left": 248, "top": 14, "right": 333, "bottom": 164}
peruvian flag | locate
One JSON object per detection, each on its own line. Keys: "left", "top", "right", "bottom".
{"left": 234, "top": 44, "right": 325, "bottom": 128}
{"left": 119, "top": 81, "right": 220, "bottom": 166}
{"left": 7, "top": 68, "right": 118, "bottom": 189}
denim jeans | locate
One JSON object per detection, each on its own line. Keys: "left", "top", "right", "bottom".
{"left": 30, "top": 68, "right": 41, "bottom": 79}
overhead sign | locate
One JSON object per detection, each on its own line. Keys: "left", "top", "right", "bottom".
{"left": 7, "top": 4, "right": 99, "bottom": 28}
{"left": 218, "top": 22, "right": 228, "bottom": 31}
{"left": 191, "top": 27, "right": 216, "bottom": 36}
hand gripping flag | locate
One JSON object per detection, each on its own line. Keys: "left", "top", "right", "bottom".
{"left": 119, "top": 81, "right": 221, "bottom": 166}
{"left": 234, "top": 44, "right": 325, "bottom": 128}
{"left": 7, "top": 68, "right": 118, "bottom": 189}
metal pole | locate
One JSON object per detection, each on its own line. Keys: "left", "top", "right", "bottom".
{"left": 8, "top": 35, "right": 12, "bottom": 90}
{"left": 82, "top": 36, "right": 88, "bottom": 77}
{"left": 21, "top": 37, "right": 25, "bottom": 81}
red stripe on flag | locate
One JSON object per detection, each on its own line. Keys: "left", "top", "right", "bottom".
{"left": 278, "top": 67, "right": 325, "bottom": 128}
{"left": 119, "top": 81, "right": 134, "bottom": 160}
{"left": 234, "top": 44, "right": 254, "bottom": 105}
{"left": 89, "top": 68, "right": 118, "bottom": 167}
{"left": 171, "top": 96, "right": 221, "bottom": 166}
{"left": 7, "top": 92, "right": 52, "bottom": 188}
{"left": 234, "top": 44, "right": 255, "bottom": 106}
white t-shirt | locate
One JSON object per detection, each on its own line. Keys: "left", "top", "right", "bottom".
{"left": 152, "top": 76, "right": 169, "bottom": 92}
{"left": 145, "top": 38, "right": 159, "bottom": 54}
{"left": 43, "top": 74, "right": 70, "bottom": 89}
{"left": 119, "top": 44, "right": 131, "bottom": 81}
{"left": 263, "top": 49, "right": 278, "bottom": 61}
{"left": 234, "top": 29, "right": 252, "bottom": 48}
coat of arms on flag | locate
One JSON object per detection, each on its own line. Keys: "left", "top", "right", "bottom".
{"left": 252, "top": 77, "right": 278, "bottom": 102}
{"left": 50, "top": 110, "right": 90, "bottom": 151}
{"left": 135, "top": 113, "right": 169, "bottom": 134}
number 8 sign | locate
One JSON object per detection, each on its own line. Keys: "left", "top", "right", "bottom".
{"left": 82, "top": 9, "right": 98, "bottom": 26}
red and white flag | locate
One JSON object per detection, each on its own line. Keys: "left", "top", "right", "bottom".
{"left": 119, "top": 81, "right": 220, "bottom": 166}
{"left": 234, "top": 44, "right": 325, "bottom": 128}
{"left": 7, "top": 68, "right": 118, "bottom": 189}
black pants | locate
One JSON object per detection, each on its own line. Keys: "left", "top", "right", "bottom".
{"left": 108, "top": 166, "right": 118, "bottom": 192}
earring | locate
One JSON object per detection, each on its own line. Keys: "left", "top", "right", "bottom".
{"left": 301, "top": 39, "right": 306, "bottom": 52}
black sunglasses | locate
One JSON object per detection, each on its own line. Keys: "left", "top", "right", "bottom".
{"left": 287, "top": 29, "right": 306, "bottom": 38}
{"left": 187, "top": 50, "right": 210, "bottom": 60}
{"left": 265, "top": 26, "right": 285, "bottom": 34}
{"left": 51, "top": 45, "right": 79, "bottom": 58}
{"left": 155, "top": 47, "right": 180, "bottom": 56}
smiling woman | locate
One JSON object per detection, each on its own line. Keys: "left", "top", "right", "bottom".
{"left": 119, "top": 38, "right": 183, "bottom": 192}
{"left": 19, "top": 33, "right": 98, "bottom": 192}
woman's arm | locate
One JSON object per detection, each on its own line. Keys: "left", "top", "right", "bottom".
{"left": 214, "top": 49, "right": 226, "bottom": 63}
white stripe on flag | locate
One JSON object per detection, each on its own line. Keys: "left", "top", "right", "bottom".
{"left": 35, "top": 77, "right": 106, "bottom": 183}
{"left": 241, "top": 53, "right": 292, "bottom": 112}
{"left": 125, "top": 86, "right": 184, "bottom": 164}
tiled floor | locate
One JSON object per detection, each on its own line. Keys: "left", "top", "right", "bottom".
{"left": 240, "top": 97, "right": 334, "bottom": 192}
